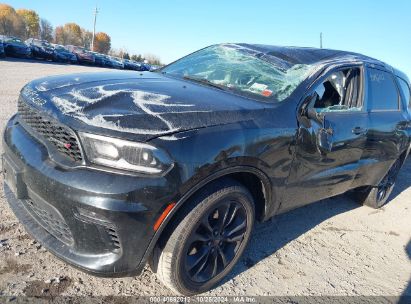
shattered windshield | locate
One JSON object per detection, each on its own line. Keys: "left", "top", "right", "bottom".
{"left": 161, "top": 44, "right": 314, "bottom": 102}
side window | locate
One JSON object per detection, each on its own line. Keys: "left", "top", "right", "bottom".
{"left": 367, "top": 69, "right": 399, "bottom": 110}
{"left": 310, "top": 67, "right": 362, "bottom": 112}
{"left": 397, "top": 77, "right": 410, "bottom": 110}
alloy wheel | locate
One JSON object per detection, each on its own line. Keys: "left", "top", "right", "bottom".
{"left": 184, "top": 200, "right": 247, "bottom": 283}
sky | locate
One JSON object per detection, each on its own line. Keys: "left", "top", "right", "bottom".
{"left": 5, "top": 0, "right": 411, "bottom": 76}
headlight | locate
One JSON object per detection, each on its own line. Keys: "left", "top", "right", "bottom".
{"left": 79, "top": 133, "right": 173, "bottom": 175}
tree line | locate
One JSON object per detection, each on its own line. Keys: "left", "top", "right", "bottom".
{"left": 0, "top": 3, "right": 162, "bottom": 64}
{"left": 108, "top": 48, "right": 162, "bottom": 66}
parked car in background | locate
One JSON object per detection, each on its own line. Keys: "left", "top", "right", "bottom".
{"left": 4, "top": 44, "right": 410, "bottom": 295}
{"left": 139, "top": 62, "right": 151, "bottom": 71}
{"left": 122, "top": 59, "right": 141, "bottom": 70}
{"left": 90, "top": 52, "right": 111, "bottom": 67}
{"left": 2, "top": 36, "right": 31, "bottom": 58}
{"left": 25, "top": 38, "right": 54, "bottom": 60}
{"left": 108, "top": 56, "right": 124, "bottom": 69}
{"left": 0, "top": 38, "right": 5, "bottom": 58}
{"left": 131, "top": 62, "right": 151, "bottom": 71}
{"left": 149, "top": 64, "right": 161, "bottom": 71}
{"left": 101, "top": 54, "right": 114, "bottom": 68}
{"left": 65, "top": 45, "right": 95, "bottom": 65}
{"left": 51, "top": 44, "right": 77, "bottom": 64}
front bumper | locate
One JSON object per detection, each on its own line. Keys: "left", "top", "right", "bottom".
{"left": 2, "top": 115, "right": 177, "bottom": 277}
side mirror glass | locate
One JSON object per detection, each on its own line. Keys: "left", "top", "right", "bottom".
{"left": 307, "top": 108, "right": 320, "bottom": 121}
{"left": 300, "top": 93, "right": 325, "bottom": 127}
{"left": 302, "top": 105, "right": 323, "bottom": 125}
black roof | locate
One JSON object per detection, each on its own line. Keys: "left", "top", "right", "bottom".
{"left": 234, "top": 43, "right": 386, "bottom": 67}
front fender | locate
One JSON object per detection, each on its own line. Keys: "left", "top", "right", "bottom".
{"left": 138, "top": 163, "right": 275, "bottom": 272}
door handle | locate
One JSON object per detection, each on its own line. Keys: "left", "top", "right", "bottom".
{"left": 352, "top": 126, "right": 367, "bottom": 135}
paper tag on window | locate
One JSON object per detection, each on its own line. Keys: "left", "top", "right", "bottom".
{"left": 261, "top": 89, "right": 273, "bottom": 97}
{"left": 249, "top": 83, "right": 268, "bottom": 92}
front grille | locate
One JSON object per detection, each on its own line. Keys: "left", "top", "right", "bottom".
{"left": 18, "top": 98, "right": 83, "bottom": 163}
{"left": 23, "top": 198, "right": 74, "bottom": 246}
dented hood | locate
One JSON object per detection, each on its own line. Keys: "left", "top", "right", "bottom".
{"left": 23, "top": 71, "right": 268, "bottom": 141}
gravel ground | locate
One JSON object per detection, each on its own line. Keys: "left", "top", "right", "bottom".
{"left": 0, "top": 58, "right": 410, "bottom": 298}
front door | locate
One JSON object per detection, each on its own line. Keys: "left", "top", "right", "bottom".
{"left": 282, "top": 65, "right": 368, "bottom": 211}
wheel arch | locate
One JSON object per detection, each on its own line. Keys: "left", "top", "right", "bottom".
{"left": 399, "top": 147, "right": 409, "bottom": 167}
{"left": 142, "top": 166, "right": 275, "bottom": 265}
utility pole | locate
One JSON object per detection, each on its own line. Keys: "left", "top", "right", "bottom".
{"left": 320, "top": 32, "right": 323, "bottom": 49}
{"left": 91, "top": 6, "right": 99, "bottom": 51}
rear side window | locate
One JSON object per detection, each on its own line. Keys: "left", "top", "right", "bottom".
{"left": 397, "top": 77, "right": 410, "bottom": 109}
{"left": 367, "top": 69, "right": 399, "bottom": 110}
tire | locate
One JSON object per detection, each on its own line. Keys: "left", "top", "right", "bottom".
{"left": 350, "top": 158, "right": 402, "bottom": 209}
{"left": 150, "top": 178, "right": 255, "bottom": 295}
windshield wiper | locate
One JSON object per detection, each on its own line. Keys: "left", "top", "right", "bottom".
{"left": 183, "top": 75, "right": 226, "bottom": 91}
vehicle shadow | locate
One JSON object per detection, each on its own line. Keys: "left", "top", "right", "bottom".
{"left": 223, "top": 158, "right": 411, "bottom": 287}
{"left": 401, "top": 240, "right": 411, "bottom": 300}
{"left": 390, "top": 157, "right": 411, "bottom": 201}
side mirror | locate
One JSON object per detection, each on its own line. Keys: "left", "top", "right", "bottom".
{"left": 306, "top": 108, "right": 318, "bottom": 120}
{"left": 299, "top": 95, "right": 314, "bottom": 127}
{"left": 300, "top": 104, "right": 323, "bottom": 127}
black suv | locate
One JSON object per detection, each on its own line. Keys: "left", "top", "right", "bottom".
{"left": 25, "top": 38, "right": 55, "bottom": 61}
{"left": 1, "top": 36, "right": 31, "bottom": 58}
{"left": 2, "top": 44, "right": 410, "bottom": 295}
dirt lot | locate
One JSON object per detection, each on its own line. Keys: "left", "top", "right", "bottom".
{"left": 0, "top": 58, "right": 410, "bottom": 298}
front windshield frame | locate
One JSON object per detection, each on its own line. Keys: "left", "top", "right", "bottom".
{"left": 160, "top": 44, "right": 314, "bottom": 103}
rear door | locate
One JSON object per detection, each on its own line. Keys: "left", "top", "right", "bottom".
{"left": 358, "top": 66, "right": 410, "bottom": 187}
{"left": 284, "top": 65, "right": 368, "bottom": 210}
